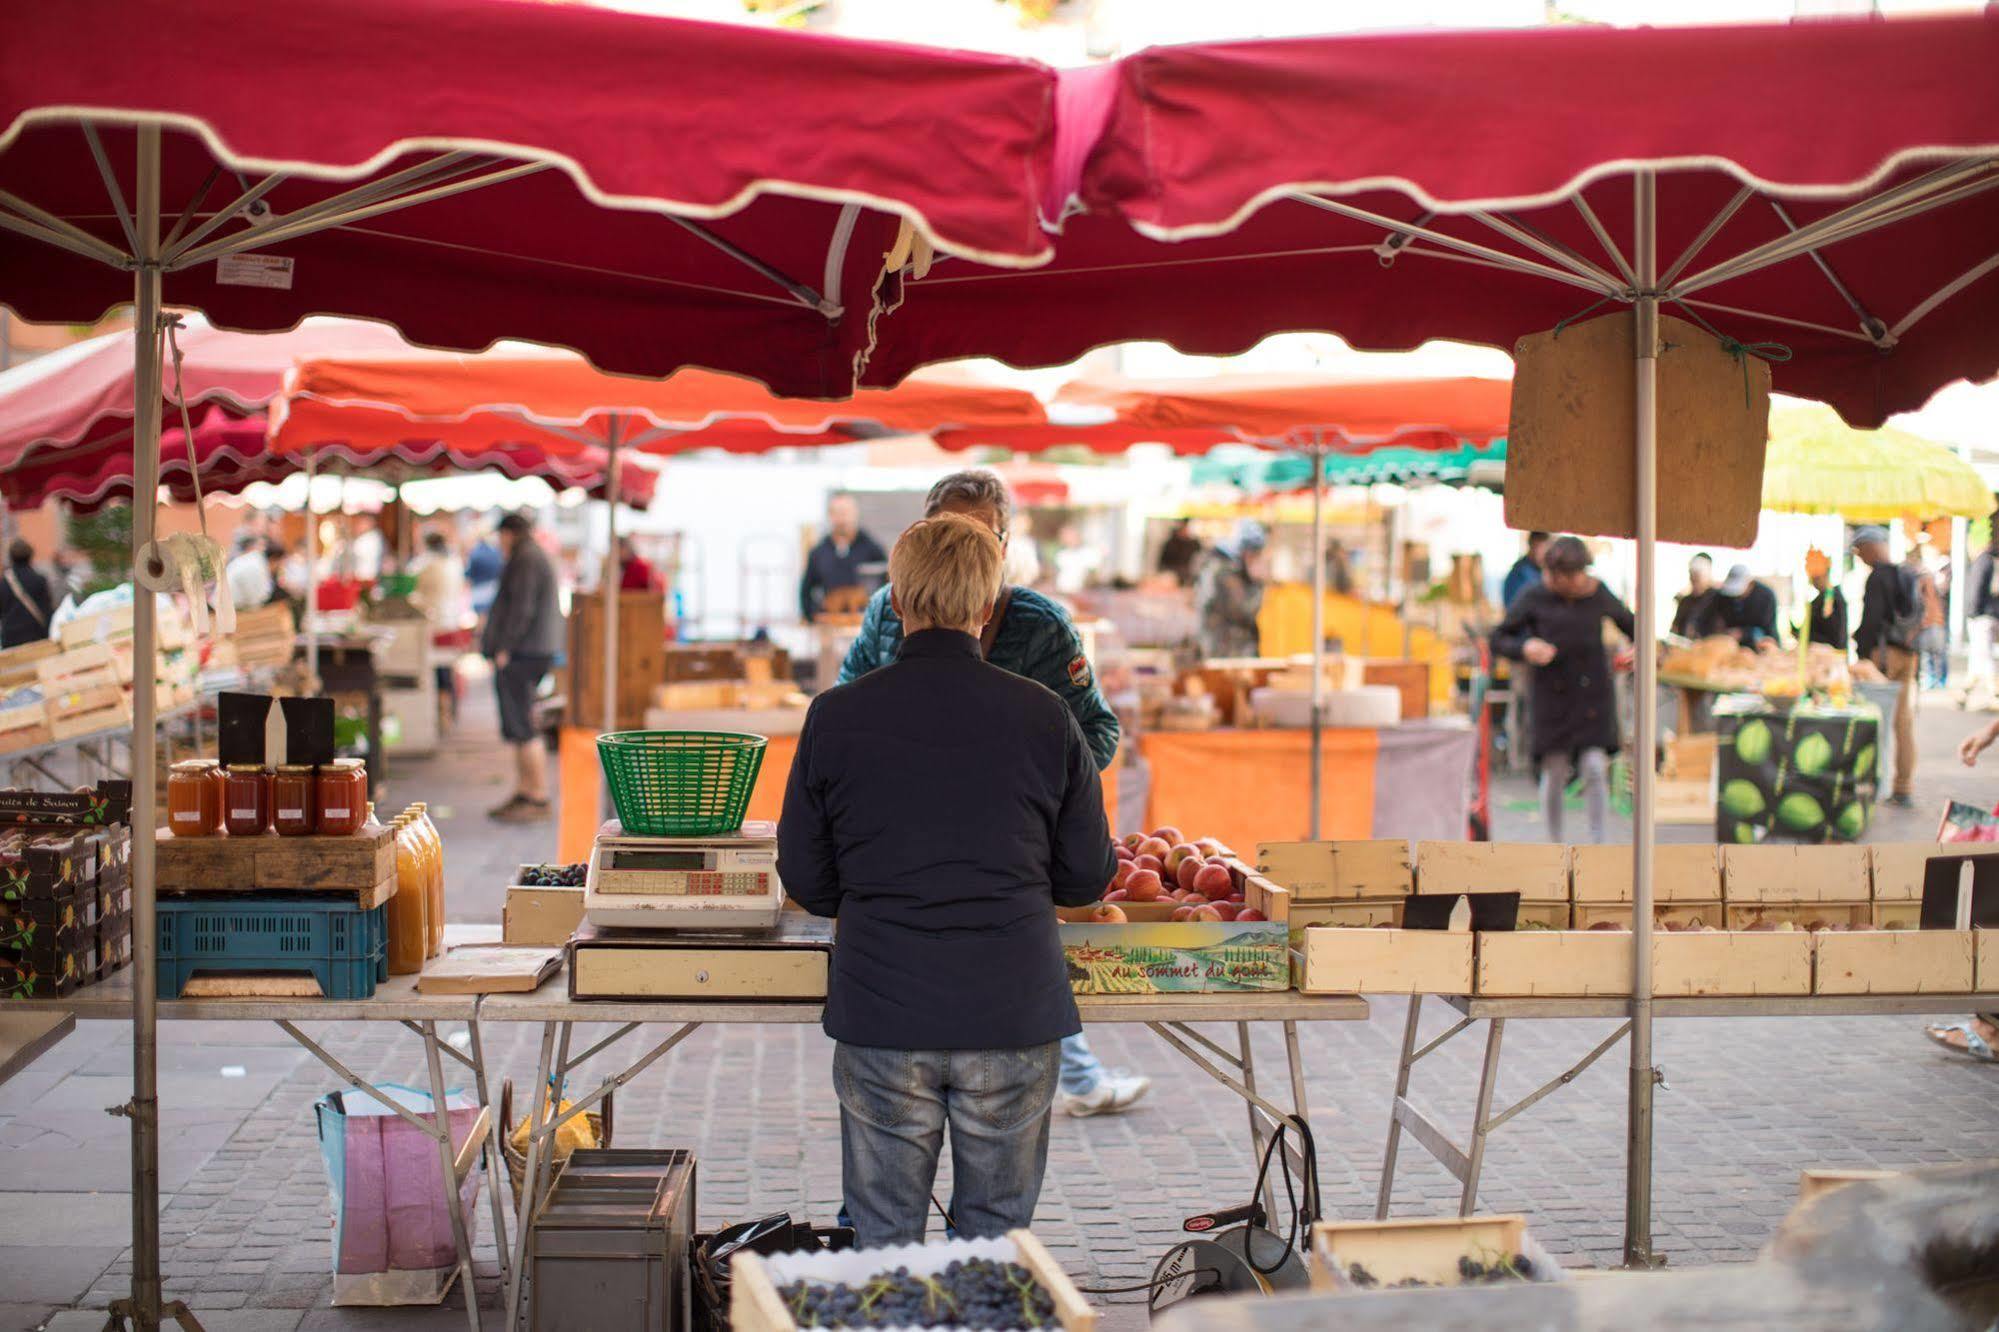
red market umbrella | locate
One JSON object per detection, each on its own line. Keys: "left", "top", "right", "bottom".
{"left": 0, "top": 0, "right": 1063, "bottom": 399}
{"left": 867, "top": 11, "right": 1999, "bottom": 431}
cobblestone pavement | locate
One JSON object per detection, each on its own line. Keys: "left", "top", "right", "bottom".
{"left": 4, "top": 686, "right": 1997, "bottom": 1329}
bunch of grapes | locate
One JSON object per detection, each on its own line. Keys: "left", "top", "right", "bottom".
{"left": 777, "top": 1259, "right": 1056, "bottom": 1329}
{"left": 519, "top": 863, "right": 586, "bottom": 887}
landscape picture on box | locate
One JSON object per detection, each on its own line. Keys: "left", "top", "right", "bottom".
{"left": 1061, "top": 923, "right": 1288, "bottom": 994}
{"left": 1716, "top": 700, "right": 1879, "bottom": 844}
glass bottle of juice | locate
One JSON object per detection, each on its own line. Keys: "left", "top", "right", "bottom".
{"left": 414, "top": 803, "right": 446, "bottom": 957}
{"left": 385, "top": 814, "right": 429, "bottom": 976}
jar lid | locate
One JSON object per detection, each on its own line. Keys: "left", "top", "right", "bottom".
{"left": 224, "top": 763, "right": 268, "bottom": 774}
{"left": 329, "top": 758, "right": 365, "bottom": 772}
{"left": 170, "top": 760, "right": 214, "bottom": 772}
{"left": 276, "top": 763, "right": 317, "bottom": 774}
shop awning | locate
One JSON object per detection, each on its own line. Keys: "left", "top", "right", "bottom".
{"left": 1191, "top": 439, "right": 1508, "bottom": 491}
{"left": 0, "top": 0, "right": 1063, "bottom": 398}
{"left": 1762, "top": 404, "right": 1992, "bottom": 521}
{"left": 866, "top": 11, "right": 1999, "bottom": 427}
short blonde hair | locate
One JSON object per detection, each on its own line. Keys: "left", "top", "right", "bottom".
{"left": 889, "top": 514, "right": 1003, "bottom": 632}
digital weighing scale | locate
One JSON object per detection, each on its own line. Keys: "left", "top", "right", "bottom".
{"left": 583, "top": 820, "right": 785, "bottom": 932}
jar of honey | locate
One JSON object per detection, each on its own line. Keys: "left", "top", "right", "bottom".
{"left": 316, "top": 759, "right": 368, "bottom": 836}
{"left": 273, "top": 765, "right": 317, "bottom": 836}
{"left": 223, "top": 765, "right": 272, "bottom": 836}
{"left": 166, "top": 760, "right": 223, "bottom": 837}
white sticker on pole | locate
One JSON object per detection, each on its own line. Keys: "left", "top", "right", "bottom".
{"left": 215, "top": 254, "right": 295, "bottom": 289}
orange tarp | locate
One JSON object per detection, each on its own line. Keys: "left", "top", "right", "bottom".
{"left": 1137, "top": 729, "right": 1378, "bottom": 853}
{"left": 1055, "top": 371, "right": 1511, "bottom": 448}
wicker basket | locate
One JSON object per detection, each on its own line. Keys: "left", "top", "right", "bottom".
{"left": 498, "top": 1079, "right": 614, "bottom": 1210}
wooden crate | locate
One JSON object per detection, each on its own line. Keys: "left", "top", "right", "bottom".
{"left": 731, "top": 1230, "right": 1094, "bottom": 1332}
{"left": 154, "top": 824, "right": 398, "bottom": 898}
{"left": 1289, "top": 899, "right": 1404, "bottom": 930}
{"left": 1654, "top": 930, "right": 1812, "bottom": 996}
{"left": 1362, "top": 659, "right": 1430, "bottom": 721}
{"left": 1980, "top": 929, "right": 1998, "bottom": 990}
{"left": 0, "top": 715, "right": 52, "bottom": 755}
{"left": 1476, "top": 929, "right": 1812, "bottom": 996}
{"left": 1868, "top": 843, "right": 1943, "bottom": 902}
{"left": 0, "top": 639, "right": 60, "bottom": 690}
{"left": 50, "top": 698, "right": 131, "bottom": 741}
{"left": 1296, "top": 927, "right": 1473, "bottom": 995}
{"left": 1476, "top": 931, "right": 1631, "bottom": 997}
{"left": 1255, "top": 839, "right": 1412, "bottom": 901}
{"left": 1725, "top": 901, "right": 1873, "bottom": 930}
{"left": 1572, "top": 901, "right": 1724, "bottom": 931}
{"left": 1571, "top": 843, "right": 1722, "bottom": 903}
{"left": 1873, "top": 901, "right": 1923, "bottom": 930}
{"left": 1813, "top": 929, "right": 1976, "bottom": 995}
{"left": 566, "top": 590, "right": 668, "bottom": 731}
{"left": 1416, "top": 841, "right": 1570, "bottom": 898}
{"left": 1796, "top": 1168, "right": 1896, "bottom": 1208}
{"left": 1722, "top": 844, "right": 1870, "bottom": 904}
{"left": 1308, "top": 1215, "right": 1533, "bottom": 1291}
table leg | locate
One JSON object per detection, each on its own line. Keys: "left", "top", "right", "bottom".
{"left": 1376, "top": 995, "right": 1424, "bottom": 1220}
{"left": 466, "top": 1015, "right": 510, "bottom": 1292}
{"left": 1235, "top": 1023, "right": 1278, "bottom": 1224}
{"left": 505, "top": 1021, "right": 558, "bottom": 1331}
{"left": 1459, "top": 1018, "right": 1507, "bottom": 1217}
{"left": 422, "top": 1022, "right": 482, "bottom": 1332}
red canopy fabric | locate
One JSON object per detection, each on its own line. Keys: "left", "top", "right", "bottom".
{"left": 869, "top": 11, "right": 1999, "bottom": 427}
{"left": 6, "top": 407, "right": 655, "bottom": 511}
{"left": 0, "top": 0, "right": 1061, "bottom": 398}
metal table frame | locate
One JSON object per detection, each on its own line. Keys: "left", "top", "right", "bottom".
{"left": 11, "top": 971, "right": 512, "bottom": 1332}
{"left": 1377, "top": 991, "right": 1999, "bottom": 1222}
{"left": 476, "top": 989, "right": 1368, "bottom": 1331}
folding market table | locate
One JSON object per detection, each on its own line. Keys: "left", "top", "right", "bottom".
{"left": 1377, "top": 991, "right": 1999, "bottom": 1221}
{"left": 477, "top": 987, "right": 1369, "bottom": 1330}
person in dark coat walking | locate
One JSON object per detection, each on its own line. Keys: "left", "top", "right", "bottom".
{"left": 779, "top": 513, "right": 1113, "bottom": 1246}
{"left": 1492, "top": 536, "right": 1635, "bottom": 844}
{"left": 0, "top": 540, "right": 56, "bottom": 649}
{"left": 480, "top": 512, "right": 564, "bottom": 822}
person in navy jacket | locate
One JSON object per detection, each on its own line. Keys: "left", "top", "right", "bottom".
{"left": 779, "top": 513, "right": 1114, "bottom": 1246}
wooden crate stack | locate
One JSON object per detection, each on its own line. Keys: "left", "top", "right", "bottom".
{"left": 39, "top": 643, "right": 131, "bottom": 740}
{"left": 210, "top": 602, "right": 298, "bottom": 671}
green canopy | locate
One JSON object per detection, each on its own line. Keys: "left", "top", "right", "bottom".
{"left": 1189, "top": 439, "right": 1507, "bottom": 491}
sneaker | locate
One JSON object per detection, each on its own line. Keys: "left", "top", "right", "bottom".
{"left": 494, "top": 797, "right": 552, "bottom": 825}
{"left": 1057, "top": 1071, "right": 1151, "bottom": 1118}
{"left": 1885, "top": 792, "right": 1916, "bottom": 809}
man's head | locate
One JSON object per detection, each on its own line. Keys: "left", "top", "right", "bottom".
{"left": 923, "top": 470, "right": 1013, "bottom": 546}
{"left": 1718, "top": 564, "right": 1755, "bottom": 599}
{"left": 6, "top": 539, "right": 31, "bottom": 566}
{"left": 1526, "top": 531, "right": 1552, "bottom": 564}
{"left": 1540, "top": 535, "right": 1596, "bottom": 598}
{"left": 497, "top": 511, "right": 533, "bottom": 554}
{"left": 1688, "top": 552, "right": 1713, "bottom": 591}
{"left": 1852, "top": 525, "right": 1890, "bottom": 567}
{"left": 1234, "top": 519, "right": 1268, "bottom": 555}
{"left": 888, "top": 514, "right": 1003, "bottom": 636}
{"left": 827, "top": 492, "right": 860, "bottom": 541}
{"left": 423, "top": 531, "right": 449, "bottom": 556}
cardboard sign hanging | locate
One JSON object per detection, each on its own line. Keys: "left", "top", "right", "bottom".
{"left": 1504, "top": 311, "right": 1772, "bottom": 546}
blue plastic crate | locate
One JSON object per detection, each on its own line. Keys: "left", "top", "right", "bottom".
{"left": 156, "top": 897, "right": 389, "bottom": 1000}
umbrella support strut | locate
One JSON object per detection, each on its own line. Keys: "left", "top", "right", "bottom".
{"left": 1626, "top": 170, "right": 1662, "bottom": 1273}
{"left": 604, "top": 418, "right": 623, "bottom": 768}
{"left": 1309, "top": 432, "right": 1325, "bottom": 838}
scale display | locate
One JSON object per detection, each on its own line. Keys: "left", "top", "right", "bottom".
{"left": 584, "top": 823, "right": 785, "bottom": 930}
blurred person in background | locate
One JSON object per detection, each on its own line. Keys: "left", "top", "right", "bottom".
{"left": 1501, "top": 531, "right": 1549, "bottom": 609}
{"left": 0, "top": 539, "right": 55, "bottom": 648}
{"left": 1853, "top": 526, "right": 1921, "bottom": 806}
{"left": 800, "top": 491, "right": 887, "bottom": 622}
{"left": 481, "top": 512, "right": 563, "bottom": 823}
{"left": 465, "top": 524, "right": 503, "bottom": 618}
{"left": 1051, "top": 523, "right": 1102, "bottom": 596}
{"left": 1492, "top": 536, "right": 1636, "bottom": 845}
{"left": 1156, "top": 518, "right": 1202, "bottom": 586}
{"left": 224, "top": 528, "right": 275, "bottom": 610}
{"left": 412, "top": 530, "right": 467, "bottom": 730}
{"left": 1800, "top": 549, "right": 1849, "bottom": 653}
{"left": 1963, "top": 527, "right": 1999, "bottom": 706}
{"left": 1194, "top": 520, "right": 1268, "bottom": 660}
{"left": 1711, "top": 564, "right": 1782, "bottom": 651}
{"left": 1911, "top": 536, "right": 1950, "bottom": 689}
{"left": 1671, "top": 552, "right": 1719, "bottom": 638}
{"left": 618, "top": 536, "right": 663, "bottom": 594}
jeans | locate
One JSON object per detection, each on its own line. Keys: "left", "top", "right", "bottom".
{"left": 1541, "top": 747, "right": 1610, "bottom": 844}
{"left": 1058, "top": 1032, "right": 1104, "bottom": 1096}
{"left": 834, "top": 1042, "right": 1058, "bottom": 1249}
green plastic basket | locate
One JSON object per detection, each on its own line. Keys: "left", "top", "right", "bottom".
{"left": 597, "top": 730, "right": 768, "bottom": 836}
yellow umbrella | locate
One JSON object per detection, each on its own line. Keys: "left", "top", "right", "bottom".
{"left": 1763, "top": 404, "right": 1993, "bottom": 521}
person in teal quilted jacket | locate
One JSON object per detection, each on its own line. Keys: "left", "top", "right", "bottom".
{"left": 836, "top": 470, "right": 1145, "bottom": 1117}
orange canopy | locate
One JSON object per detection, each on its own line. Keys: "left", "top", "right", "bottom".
{"left": 272, "top": 348, "right": 1046, "bottom": 456}
{"left": 1052, "top": 372, "right": 1512, "bottom": 449}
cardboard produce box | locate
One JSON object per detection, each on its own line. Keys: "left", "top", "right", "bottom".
{"left": 1295, "top": 927, "right": 1473, "bottom": 995}
{"left": 1723, "top": 843, "right": 1870, "bottom": 928}
{"left": 1813, "top": 929, "right": 1976, "bottom": 995}
{"left": 1256, "top": 839, "right": 1412, "bottom": 901}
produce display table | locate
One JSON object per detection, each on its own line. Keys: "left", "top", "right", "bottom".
{"left": 0, "top": 1009, "right": 72, "bottom": 1090}
{"left": 478, "top": 986, "right": 1368, "bottom": 1329}
{"left": 1377, "top": 991, "right": 1999, "bottom": 1221}
{"left": 9, "top": 944, "right": 510, "bottom": 1332}
{"left": 1138, "top": 723, "right": 1474, "bottom": 853}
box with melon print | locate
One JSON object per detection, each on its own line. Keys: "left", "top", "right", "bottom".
{"left": 1714, "top": 695, "right": 1880, "bottom": 845}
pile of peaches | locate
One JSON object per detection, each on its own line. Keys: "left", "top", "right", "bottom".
{"left": 1102, "top": 826, "right": 1268, "bottom": 923}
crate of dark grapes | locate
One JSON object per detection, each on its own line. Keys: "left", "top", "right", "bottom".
{"left": 1308, "top": 1215, "right": 1566, "bottom": 1293}
{"left": 731, "top": 1230, "right": 1094, "bottom": 1332}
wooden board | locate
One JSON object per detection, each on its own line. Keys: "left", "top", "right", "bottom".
{"left": 49, "top": 701, "right": 131, "bottom": 741}
{"left": 1476, "top": 931, "right": 1631, "bottom": 997}
{"left": 1654, "top": 930, "right": 1812, "bottom": 997}
{"left": 0, "top": 638, "right": 60, "bottom": 690}
{"left": 154, "top": 825, "right": 397, "bottom": 894}
{"left": 1724, "top": 902, "right": 1872, "bottom": 930}
{"left": 1571, "top": 844, "right": 1722, "bottom": 903}
{"left": 1289, "top": 899, "right": 1404, "bottom": 931}
{"left": 1868, "top": 843, "right": 1942, "bottom": 902}
{"left": 566, "top": 590, "right": 668, "bottom": 731}
{"left": 1309, "top": 1215, "right": 1530, "bottom": 1291}
{"left": 180, "top": 972, "right": 324, "bottom": 998}
{"left": 1505, "top": 311, "right": 1769, "bottom": 546}
{"left": 1361, "top": 660, "right": 1430, "bottom": 721}
{"left": 1980, "top": 929, "right": 1998, "bottom": 990}
{"left": 1417, "top": 841, "right": 1570, "bottom": 900}
{"left": 1296, "top": 927, "right": 1474, "bottom": 995}
{"left": 1256, "top": 839, "right": 1413, "bottom": 901}
{"left": 502, "top": 886, "right": 586, "bottom": 946}
{"left": 1813, "top": 929, "right": 1976, "bottom": 995}
{"left": 162, "top": 871, "right": 396, "bottom": 911}
{"left": 1873, "top": 902, "right": 1922, "bottom": 930}
{"left": 417, "top": 945, "right": 561, "bottom": 994}
{"left": 1722, "top": 844, "right": 1869, "bottom": 904}
{"left": 1572, "top": 901, "right": 1723, "bottom": 931}
{"left": 0, "top": 721, "right": 52, "bottom": 754}
{"left": 1796, "top": 1168, "right": 1896, "bottom": 1207}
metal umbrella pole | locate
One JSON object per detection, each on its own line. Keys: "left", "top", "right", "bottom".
{"left": 603, "top": 416, "right": 622, "bottom": 744}
{"left": 304, "top": 448, "right": 320, "bottom": 686}
{"left": 1626, "top": 169, "right": 1662, "bottom": 1271}
{"left": 1309, "top": 430, "right": 1326, "bottom": 838}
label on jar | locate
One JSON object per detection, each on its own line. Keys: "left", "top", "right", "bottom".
{"left": 171, "top": 811, "right": 199, "bottom": 823}
{"left": 325, "top": 807, "right": 349, "bottom": 819}
{"left": 279, "top": 808, "right": 304, "bottom": 820}
{"left": 230, "top": 808, "right": 257, "bottom": 821}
